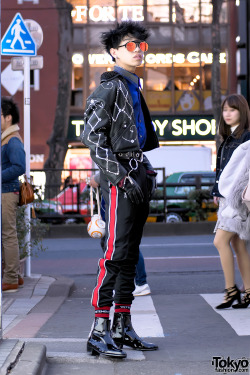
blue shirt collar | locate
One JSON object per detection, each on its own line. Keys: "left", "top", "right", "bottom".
{"left": 114, "top": 65, "right": 140, "bottom": 89}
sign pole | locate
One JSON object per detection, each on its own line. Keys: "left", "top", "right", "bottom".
{"left": 0, "top": 0, "right": 2, "bottom": 341}
{"left": 24, "top": 56, "right": 31, "bottom": 277}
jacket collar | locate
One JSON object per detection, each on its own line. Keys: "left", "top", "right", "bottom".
{"left": 114, "top": 66, "right": 139, "bottom": 87}
{"left": 1, "top": 124, "right": 21, "bottom": 146}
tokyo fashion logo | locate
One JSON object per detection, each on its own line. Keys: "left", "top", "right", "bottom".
{"left": 212, "top": 356, "right": 249, "bottom": 373}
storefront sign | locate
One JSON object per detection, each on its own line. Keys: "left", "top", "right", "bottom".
{"left": 72, "top": 5, "right": 143, "bottom": 23}
{"left": 152, "top": 115, "right": 216, "bottom": 141}
{"left": 68, "top": 115, "right": 216, "bottom": 142}
{"left": 68, "top": 117, "right": 84, "bottom": 141}
{"left": 73, "top": 52, "right": 227, "bottom": 66}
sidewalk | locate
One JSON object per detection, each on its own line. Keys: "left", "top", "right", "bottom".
{"left": 0, "top": 274, "right": 74, "bottom": 375}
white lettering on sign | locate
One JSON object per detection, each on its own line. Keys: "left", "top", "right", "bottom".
{"left": 30, "top": 154, "right": 44, "bottom": 163}
{"left": 82, "top": 52, "right": 227, "bottom": 66}
{"left": 72, "top": 5, "right": 143, "bottom": 23}
{"left": 171, "top": 119, "right": 216, "bottom": 137}
{"left": 153, "top": 119, "right": 169, "bottom": 136}
{"left": 72, "top": 120, "right": 84, "bottom": 137}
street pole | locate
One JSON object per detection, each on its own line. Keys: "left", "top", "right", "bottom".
{"left": 23, "top": 56, "right": 31, "bottom": 277}
{"left": 0, "top": 0, "right": 2, "bottom": 341}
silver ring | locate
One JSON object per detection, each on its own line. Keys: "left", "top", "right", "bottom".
{"left": 129, "top": 158, "right": 138, "bottom": 170}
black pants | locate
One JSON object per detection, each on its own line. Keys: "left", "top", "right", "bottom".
{"left": 91, "top": 159, "right": 149, "bottom": 308}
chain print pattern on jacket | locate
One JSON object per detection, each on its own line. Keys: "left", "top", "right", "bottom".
{"left": 83, "top": 79, "right": 139, "bottom": 185}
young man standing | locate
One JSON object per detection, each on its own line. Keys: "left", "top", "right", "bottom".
{"left": 1, "top": 97, "right": 26, "bottom": 292}
{"left": 82, "top": 21, "right": 159, "bottom": 359}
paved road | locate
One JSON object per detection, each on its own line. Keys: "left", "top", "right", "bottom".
{"left": 27, "top": 235, "right": 249, "bottom": 374}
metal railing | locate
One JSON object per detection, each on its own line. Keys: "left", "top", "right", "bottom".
{"left": 29, "top": 168, "right": 215, "bottom": 223}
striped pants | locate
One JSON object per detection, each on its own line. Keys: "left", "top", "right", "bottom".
{"left": 91, "top": 160, "right": 149, "bottom": 308}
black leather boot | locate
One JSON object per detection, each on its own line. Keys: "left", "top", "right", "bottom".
{"left": 112, "top": 312, "right": 158, "bottom": 351}
{"left": 87, "top": 317, "right": 127, "bottom": 359}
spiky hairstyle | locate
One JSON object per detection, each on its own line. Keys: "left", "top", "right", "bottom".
{"left": 101, "top": 20, "right": 150, "bottom": 61}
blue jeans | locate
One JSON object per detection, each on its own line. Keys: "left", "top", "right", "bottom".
{"left": 135, "top": 250, "right": 147, "bottom": 286}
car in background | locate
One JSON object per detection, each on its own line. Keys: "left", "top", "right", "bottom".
{"left": 34, "top": 199, "right": 65, "bottom": 224}
{"left": 149, "top": 171, "right": 217, "bottom": 223}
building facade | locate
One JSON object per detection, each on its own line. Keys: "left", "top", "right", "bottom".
{"left": 67, "top": 0, "right": 235, "bottom": 171}
{"left": 1, "top": 0, "right": 237, "bottom": 176}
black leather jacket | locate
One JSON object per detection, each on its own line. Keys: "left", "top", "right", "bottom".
{"left": 211, "top": 129, "right": 250, "bottom": 197}
{"left": 82, "top": 71, "right": 159, "bottom": 186}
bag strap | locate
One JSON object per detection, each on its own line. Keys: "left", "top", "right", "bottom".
{"left": 90, "top": 186, "right": 101, "bottom": 217}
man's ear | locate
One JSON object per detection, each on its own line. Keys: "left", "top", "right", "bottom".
{"left": 6, "top": 114, "right": 12, "bottom": 125}
{"left": 110, "top": 47, "right": 117, "bottom": 61}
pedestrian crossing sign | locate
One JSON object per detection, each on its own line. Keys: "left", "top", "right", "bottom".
{"left": 1, "top": 13, "right": 37, "bottom": 56}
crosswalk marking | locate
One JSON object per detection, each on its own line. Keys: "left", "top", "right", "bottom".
{"left": 201, "top": 294, "right": 250, "bottom": 336}
{"left": 110, "top": 295, "right": 165, "bottom": 338}
{"left": 47, "top": 350, "right": 145, "bottom": 362}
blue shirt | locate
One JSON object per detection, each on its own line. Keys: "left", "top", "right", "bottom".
{"left": 114, "top": 66, "right": 146, "bottom": 149}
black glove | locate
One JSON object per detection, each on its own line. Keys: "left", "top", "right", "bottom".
{"left": 146, "top": 170, "right": 157, "bottom": 200}
{"left": 118, "top": 175, "right": 144, "bottom": 205}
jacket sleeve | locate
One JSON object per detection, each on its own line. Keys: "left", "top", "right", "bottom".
{"left": 2, "top": 138, "right": 26, "bottom": 183}
{"left": 81, "top": 92, "right": 127, "bottom": 186}
{"left": 142, "top": 154, "right": 155, "bottom": 172}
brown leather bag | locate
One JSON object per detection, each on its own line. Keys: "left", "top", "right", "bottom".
{"left": 19, "top": 175, "right": 34, "bottom": 206}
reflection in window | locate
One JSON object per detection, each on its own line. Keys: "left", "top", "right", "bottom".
{"left": 146, "top": 67, "right": 172, "bottom": 112}
{"left": 220, "top": 1, "right": 228, "bottom": 23}
{"left": 200, "top": 0, "right": 213, "bottom": 23}
{"left": 117, "top": 0, "right": 144, "bottom": 22}
{"left": 147, "top": 0, "right": 169, "bottom": 22}
{"left": 172, "top": 0, "right": 199, "bottom": 23}
{"left": 72, "top": 53, "right": 84, "bottom": 107}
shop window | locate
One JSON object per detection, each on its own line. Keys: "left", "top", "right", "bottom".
{"left": 174, "top": 59, "right": 201, "bottom": 112}
{"left": 72, "top": 53, "right": 84, "bottom": 107}
{"left": 146, "top": 66, "right": 172, "bottom": 112}
{"left": 172, "top": 0, "right": 199, "bottom": 23}
{"left": 117, "top": 0, "right": 144, "bottom": 22}
{"left": 200, "top": 0, "right": 213, "bottom": 23}
{"left": 220, "top": 1, "right": 228, "bottom": 24}
{"left": 173, "top": 25, "right": 200, "bottom": 45}
{"left": 147, "top": 0, "right": 169, "bottom": 22}
{"left": 199, "top": 50, "right": 228, "bottom": 111}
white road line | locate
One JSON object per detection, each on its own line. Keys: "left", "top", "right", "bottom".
{"left": 110, "top": 295, "right": 164, "bottom": 338}
{"left": 141, "top": 243, "right": 213, "bottom": 247}
{"left": 47, "top": 350, "right": 145, "bottom": 362}
{"left": 18, "top": 338, "right": 87, "bottom": 342}
{"left": 145, "top": 256, "right": 221, "bottom": 260}
{"left": 201, "top": 294, "right": 250, "bottom": 336}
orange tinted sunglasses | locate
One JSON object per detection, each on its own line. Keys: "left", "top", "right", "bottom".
{"left": 118, "top": 41, "right": 148, "bottom": 52}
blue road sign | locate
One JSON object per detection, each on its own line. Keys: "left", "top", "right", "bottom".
{"left": 1, "top": 13, "right": 37, "bottom": 56}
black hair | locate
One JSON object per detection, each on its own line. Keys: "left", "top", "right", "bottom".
{"left": 1, "top": 96, "right": 20, "bottom": 124}
{"left": 101, "top": 20, "right": 150, "bottom": 62}
{"left": 218, "top": 94, "right": 250, "bottom": 140}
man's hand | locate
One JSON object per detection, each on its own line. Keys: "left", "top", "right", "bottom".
{"left": 118, "top": 176, "right": 144, "bottom": 205}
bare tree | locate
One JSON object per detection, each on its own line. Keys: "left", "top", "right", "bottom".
{"left": 211, "top": 0, "right": 223, "bottom": 150}
{"left": 44, "top": 0, "right": 73, "bottom": 198}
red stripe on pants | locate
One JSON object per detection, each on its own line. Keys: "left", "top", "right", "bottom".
{"left": 92, "top": 185, "right": 117, "bottom": 307}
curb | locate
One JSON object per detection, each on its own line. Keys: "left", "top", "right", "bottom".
{"left": 43, "top": 222, "right": 215, "bottom": 238}
{"left": 0, "top": 341, "right": 46, "bottom": 375}
{"left": 1, "top": 276, "right": 75, "bottom": 375}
